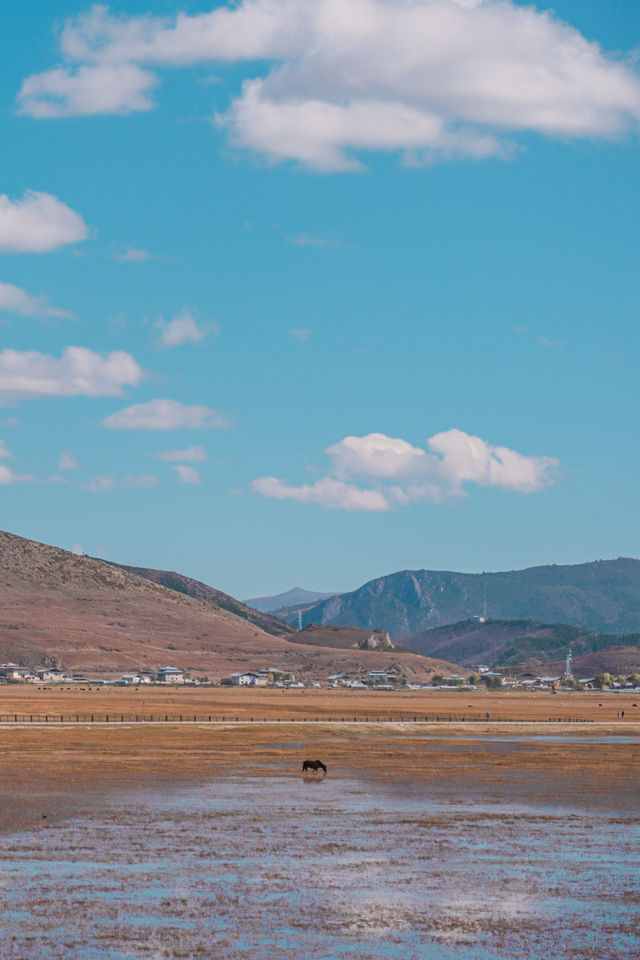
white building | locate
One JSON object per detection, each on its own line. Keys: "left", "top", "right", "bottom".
{"left": 231, "top": 672, "right": 268, "bottom": 686}
{"left": 156, "top": 666, "right": 186, "bottom": 684}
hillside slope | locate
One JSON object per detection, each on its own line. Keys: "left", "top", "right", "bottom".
{"left": 114, "top": 564, "right": 293, "bottom": 638}
{"left": 401, "top": 618, "right": 640, "bottom": 672}
{"left": 292, "top": 560, "right": 640, "bottom": 637}
{"left": 0, "top": 531, "right": 450, "bottom": 681}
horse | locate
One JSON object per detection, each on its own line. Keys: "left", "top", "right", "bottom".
{"left": 302, "top": 759, "right": 327, "bottom": 774}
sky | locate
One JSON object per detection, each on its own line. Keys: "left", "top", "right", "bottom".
{"left": 1, "top": 0, "right": 639, "bottom": 599}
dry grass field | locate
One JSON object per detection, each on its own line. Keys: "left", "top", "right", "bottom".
{"left": 1, "top": 683, "right": 638, "bottom": 721}
{"left": 0, "top": 687, "right": 638, "bottom": 837}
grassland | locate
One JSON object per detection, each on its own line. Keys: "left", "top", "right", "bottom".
{"left": 0, "top": 687, "right": 638, "bottom": 837}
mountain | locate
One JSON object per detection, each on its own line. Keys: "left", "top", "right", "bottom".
{"left": 114, "top": 564, "right": 294, "bottom": 638}
{"left": 400, "top": 618, "right": 640, "bottom": 673}
{"left": 0, "top": 531, "right": 450, "bottom": 681}
{"left": 245, "top": 587, "right": 337, "bottom": 614}
{"left": 291, "top": 559, "right": 640, "bottom": 637}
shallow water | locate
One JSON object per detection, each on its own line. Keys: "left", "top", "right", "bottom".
{"left": 1, "top": 773, "right": 638, "bottom": 959}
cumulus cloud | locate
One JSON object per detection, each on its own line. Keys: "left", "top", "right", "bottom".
{"left": 252, "top": 428, "right": 559, "bottom": 510}
{"left": 102, "top": 397, "right": 230, "bottom": 430}
{"left": 0, "top": 280, "right": 73, "bottom": 319}
{"left": 156, "top": 309, "right": 209, "bottom": 347}
{"left": 0, "top": 464, "right": 34, "bottom": 485}
{"left": 0, "top": 191, "right": 88, "bottom": 252}
{"left": 0, "top": 440, "right": 12, "bottom": 459}
{"left": 155, "top": 445, "right": 206, "bottom": 462}
{"left": 0, "top": 346, "right": 144, "bottom": 399}
{"left": 18, "top": 1, "right": 640, "bottom": 170}
{"left": 18, "top": 63, "right": 157, "bottom": 117}
{"left": 173, "top": 464, "right": 201, "bottom": 484}
{"left": 252, "top": 475, "right": 392, "bottom": 511}
{"left": 58, "top": 451, "right": 79, "bottom": 470}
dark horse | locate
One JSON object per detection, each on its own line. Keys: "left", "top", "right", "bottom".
{"left": 302, "top": 759, "right": 327, "bottom": 774}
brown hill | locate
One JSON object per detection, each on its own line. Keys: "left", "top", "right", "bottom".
{"left": 112, "top": 563, "right": 294, "bottom": 638}
{"left": 515, "top": 645, "right": 640, "bottom": 678}
{"left": 0, "top": 531, "right": 453, "bottom": 681}
{"left": 288, "top": 624, "right": 398, "bottom": 651}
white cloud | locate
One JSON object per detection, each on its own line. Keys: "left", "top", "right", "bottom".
{"left": 173, "top": 464, "right": 201, "bottom": 484}
{"left": 113, "top": 247, "right": 151, "bottom": 262}
{"left": 327, "top": 433, "right": 431, "bottom": 481}
{"left": 252, "top": 475, "right": 392, "bottom": 511}
{"left": 0, "top": 347, "right": 144, "bottom": 399}
{"left": 0, "top": 440, "right": 12, "bottom": 459}
{"left": 0, "top": 191, "right": 88, "bottom": 252}
{"left": 222, "top": 80, "right": 504, "bottom": 171}
{"left": 83, "top": 473, "right": 159, "bottom": 491}
{"left": 83, "top": 475, "right": 118, "bottom": 492}
{"left": 0, "top": 280, "right": 73, "bottom": 319}
{"left": 18, "top": 63, "right": 157, "bottom": 117}
{"left": 0, "top": 465, "right": 34, "bottom": 485}
{"left": 156, "top": 309, "right": 208, "bottom": 347}
{"left": 18, "top": 1, "right": 640, "bottom": 170}
{"left": 427, "top": 428, "right": 558, "bottom": 494}
{"left": 289, "top": 326, "right": 311, "bottom": 343}
{"left": 252, "top": 428, "right": 559, "bottom": 510}
{"left": 155, "top": 445, "right": 207, "bottom": 462}
{"left": 58, "top": 451, "right": 79, "bottom": 470}
{"left": 102, "top": 397, "right": 230, "bottom": 430}
{"left": 71, "top": 543, "right": 85, "bottom": 555}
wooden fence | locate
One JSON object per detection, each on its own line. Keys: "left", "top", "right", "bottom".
{"left": 0, "top": 713, "right": 594, "bottom": 724}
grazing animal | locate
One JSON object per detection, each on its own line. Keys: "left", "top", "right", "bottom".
{"left": 302, "top": 759, "right": 327, "bottom": 774}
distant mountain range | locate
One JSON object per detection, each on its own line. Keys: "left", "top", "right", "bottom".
{"left": 245, "top": 587, "right": 337, "bottom": 614}
{"left": 287, "top": 559, "right": 640, "bottom": 638}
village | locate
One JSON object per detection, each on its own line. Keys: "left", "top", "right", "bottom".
{"left": 0, "top": 660, "right": 638, "bottom": 692}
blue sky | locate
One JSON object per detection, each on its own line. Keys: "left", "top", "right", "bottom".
{"left": 1, "top": 0, "right": 639, "bottom": 598}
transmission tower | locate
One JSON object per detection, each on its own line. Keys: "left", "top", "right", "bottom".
{"left": 564, "top": 645, "right": 574, "bottom": 681}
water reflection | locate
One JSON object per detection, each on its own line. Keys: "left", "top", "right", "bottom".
{"left": 0, "top": 773, "right": 638, "bottom": 959}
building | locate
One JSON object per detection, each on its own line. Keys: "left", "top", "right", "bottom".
{"left": 36, "top": 668, "right": 66, "bottom": 682}
{"left": 230, "top": 672, "right": 268, "bottom": 687}
{"left": 156, "top": 666, "right": 186, "bottom": 684}
{"left": 121, "top": 673, "right": 142, "bottom": 685}
{"left": 0, "top": 663, "right": 28, "bottom": 680}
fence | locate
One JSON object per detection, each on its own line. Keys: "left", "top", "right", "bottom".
{"left": 0, "top": 713, "right": 594, "bottom": 724}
